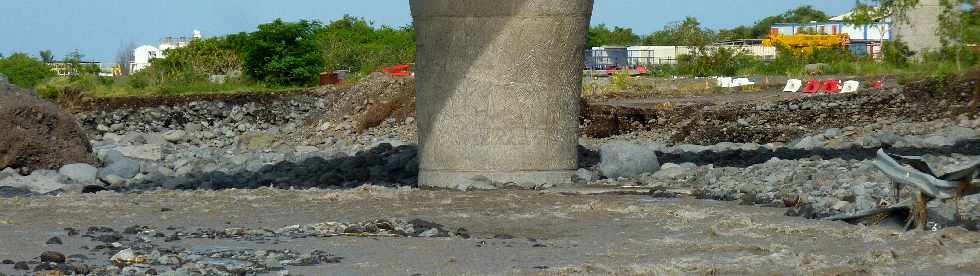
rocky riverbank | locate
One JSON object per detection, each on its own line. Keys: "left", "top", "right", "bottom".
{"left": 4, "top": 77, "right": 980, "bottom": 229}
{"left": 2, "top": 75, "right": 980, "bottom": 275}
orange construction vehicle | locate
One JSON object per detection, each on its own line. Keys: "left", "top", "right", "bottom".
{"left": 763, "top": 34, "right": 850, "bottom": 55}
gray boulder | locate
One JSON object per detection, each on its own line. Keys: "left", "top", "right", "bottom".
{"left": 143, "top": 133, "right": 168, "bottom": 146}
{"left": 0, "top": 167, "right": 16, "bottom": 181}
{"left": 652, "top": 163, "right": 695, "bottom": 179}
{"left": 923, "top": 135, "right": 955, "bottom": 147}
{"left": 674, "top": 144, "right": 708, "bottom": 153}
{"left": 101, "top": 174, "right": 127, "bottom": 188}
{"left": 823, "top": 128, "right": 842, "bottom": 137}
{"left": 599, "top": 142, "right": 661, "bottom": 179}
{"left": 238, "top": 132, "right": 279, "bottom": 151}
{"left": 162, "top": 130, "right": 186, "bottom": 143}
{"left": 121, "top": 132, "right": 146, "bottom": 145}
{"left": 792, "top": 135, "right": 826, "bottom": 150}
{"left": 0, "top": 170, "right": 68, "bottom": 194}
{"left": 102, "top": 133, "right": 125, "bottom": 144}
{"left": 99, "top": 158, "right": 140, "bottom": 179}
{"left": 945, "top": 126, "right": 978, "bottom": 142}
{"left": 115, "top": 144, "right": 163, "bottom": 161}
{"left": 58, "top": 163, "right": 98, "bottom": 184}
{"left": 876, "top": 132, "right": 899, "bottom": 145}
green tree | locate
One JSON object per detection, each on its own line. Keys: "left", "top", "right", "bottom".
{"left": 240, "top": 19, "right": 324, "bottom": 86}
{"left": 587, "top": 24, "right": 640, "bottom": 47}
{"left": 157, "top": 37, "right": 243, "bottom": 76}
{"left": 316, "top": 16, "right": 415, "bottom": 76}
{"left": 63, "top": 49, "right": 99, "bottom": 76}
{"left": 643, "top": 17, "right": 717, "bottom": 46}
{"left": 718, "top": 26, "right": 754, "bottom": 41}
{"left": 850, "top": 0, "right": 921, "bottom": 63}
{"left": 39, "top": 50, "right": 55, "bottom": 63}
{"left": 937, "top": 0, "right": 980, "bottom": 69}
{"left": 720, "top": 6, "right": 831, "bottom": 39}
{"left": 0, "top": 53, "right": 56, "bottom": 88}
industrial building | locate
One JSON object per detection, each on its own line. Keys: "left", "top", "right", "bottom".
{"left": 585, "top": 4, "right": 941, "bottom": 70}
{"left": 585, "top": 45, "right": 777, "bottom": 69}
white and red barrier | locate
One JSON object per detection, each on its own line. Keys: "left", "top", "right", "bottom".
{"left": 782, "top": 79, "right": 882, "bottom": 94}
{"left": 714, "top": 77, "right": 883, "bottom": 94}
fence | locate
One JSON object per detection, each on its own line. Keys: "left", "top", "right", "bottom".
{"left": 584, "top": 49, "right": 658, "bottom": 69}
{"left": 586, "top": 45, "right": 778, "bottom": 69}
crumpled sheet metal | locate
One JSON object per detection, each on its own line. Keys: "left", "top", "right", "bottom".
{"left": 827, "top": 149, "right": 980, "bottom": 221}
{"left": 873, "top": 150, "right": 957, "bottom": 200}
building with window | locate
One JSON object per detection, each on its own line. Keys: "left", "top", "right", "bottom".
{"left": 129, "top": 30, "right": 202, "bottom": 73}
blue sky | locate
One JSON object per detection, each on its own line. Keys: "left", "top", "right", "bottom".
{"left": 1, "top": 0, "right": 855, "bottom": 63}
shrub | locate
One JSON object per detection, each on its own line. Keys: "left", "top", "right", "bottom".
{"left": 610, "top": 70, "right": 635, "bottom": 90}
{"left": 882, "top": 40, "right": 915, "bottom": 67}
{"left": 0, "top": 53, "right": 56, "bottom": 89}
{"left": 316, "top": 16, "right": 415, "bottom": 77}
{"left": 240, "top": 19, "right": 324, "bottom": 86}
{"left": 676, "top": 47, "right": 759, "bottom": 76}
{"left": 34, "top": 76, "right": 98, "bottom": 102}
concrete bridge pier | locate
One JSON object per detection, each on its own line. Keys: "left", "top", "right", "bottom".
{"left": 410, "top": 0, "right": 594, "bottom": 189}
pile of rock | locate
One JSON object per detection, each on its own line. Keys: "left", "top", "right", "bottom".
{"left": 586, "top": 131, "right": 980, "bottom": 228}
{"left": 301, "top": 74, "right": 417, "bottom": 146}
{"left": 3, "top": 218, "right": 459, "bottom": 275}
{"left": 0, "top": 76, "right": 95, "bottom": 172}
{"left": 76, "top": 97, "right": 325, "bottom": 147}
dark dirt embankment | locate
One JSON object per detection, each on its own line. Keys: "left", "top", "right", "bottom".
{"left": 582, "top": 77, "right": 979, "bottom": 145}
{"left": 0, "top": 80, "right": 95, "bottom": 171}
{"left": 69, "top": 89, "right": 316, "bottom": 112}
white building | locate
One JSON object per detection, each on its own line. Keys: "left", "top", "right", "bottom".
{"left": 129, "top": 30, "right": 202, "bottom": 73}
{"left": 130, "top": 45, "right": 162, "bottom": 73}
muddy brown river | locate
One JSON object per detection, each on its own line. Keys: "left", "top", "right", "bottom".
{"left": 1, "top": 187, "right": 978, "bottom": 275}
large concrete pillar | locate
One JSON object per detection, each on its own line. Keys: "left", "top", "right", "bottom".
{"left": 410, "top": 0, "right": 594, "bottom": 189}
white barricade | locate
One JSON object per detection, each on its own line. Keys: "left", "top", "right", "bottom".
{"left": 716, "top": 77, "right": 733, "bottom": 88}
{"left": 784, "top": 79, "right": 802, "bottom": 93}
{"left": 841, "top": 80, "right": 860, "bottom": 93}
{"left": 732, "top": 78, "right": 755, "bottom": 87}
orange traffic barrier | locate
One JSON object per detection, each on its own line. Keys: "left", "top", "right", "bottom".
{"left": 803, "top": 80, "right": 822, "bottom": 94}
{"left": 823, "top": 80, "right": 842, "bottom": 94}
{"left": 871, "top": 80, "right": 884, "bottom": 89}
{"left": 383, "top": 64, "right": 413, "bottom": 77}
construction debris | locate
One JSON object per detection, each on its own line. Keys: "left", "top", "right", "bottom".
{"left": 827, "top": 149, "right": 980, "bottom": 230}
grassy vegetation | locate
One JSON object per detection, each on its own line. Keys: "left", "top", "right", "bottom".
{"left": 35, "top": 75, "right": 294, "bottom": 99}
{"left": 646, "top": 40, "right": 975, "bottom": 81}
{"left": 1, "top": 16, "right": 414, "bottom": 101}
{"left": 1, "top": 5, "right": 974, "bottom": 100}
{"left": 0, "top": 53, "right": 56, "bottom": 88}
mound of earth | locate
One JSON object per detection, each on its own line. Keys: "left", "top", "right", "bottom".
{"left": 312, "top": 73, "right": 416, "bottom": 133}
{"left": 0, "top": 79, "right": 95, "bottom": 171}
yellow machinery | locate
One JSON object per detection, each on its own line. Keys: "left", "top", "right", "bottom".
{"left": 763, "top": 34, "right": 851, "bottom": 54}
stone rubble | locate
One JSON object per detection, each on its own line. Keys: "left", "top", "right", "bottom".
{"left": 0, "top": 218, "right": 457, "bottom": 275}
